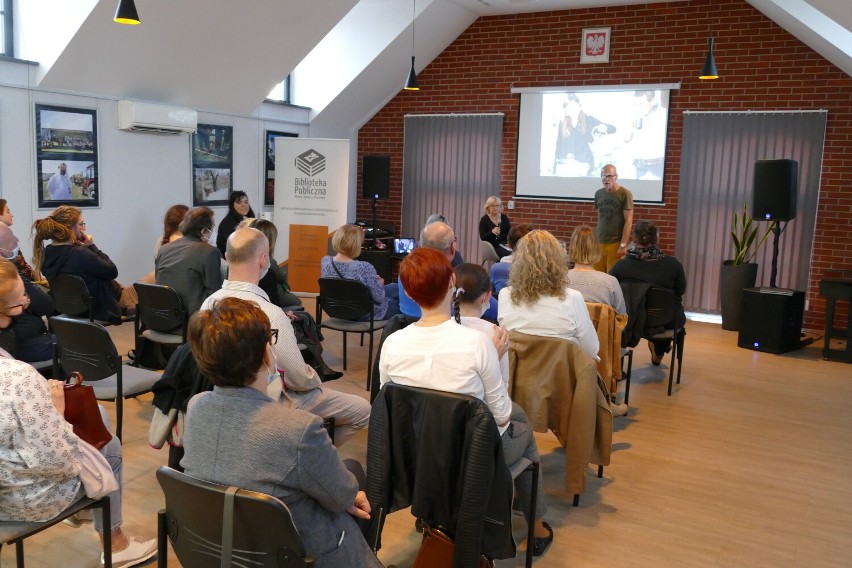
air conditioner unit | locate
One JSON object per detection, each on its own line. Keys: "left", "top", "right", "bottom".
{"left": 117, "top": 100, "right": 197, "bottom": 134}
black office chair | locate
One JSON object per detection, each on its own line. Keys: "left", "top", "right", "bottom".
{"left": 156, "top": 467, "right": 314, "bottom": 567}
{"left": 0, "top": 496, "right": 112, "bottom": 567}
{"left": 51, "top": 315, "right": 160, "bottom": 441}
{"left": 133, "top": 283, "right": 188, "bottom": 369}
{"left": 644, "top": 287, "right": 686, "bottom": 396}
{"left": 48, "top": 274, "right": 131, "bottom": 326}
{"left": 315, "top": 278, "right": 389, "bottom": 391}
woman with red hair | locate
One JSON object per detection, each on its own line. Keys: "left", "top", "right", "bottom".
{"left": 379, "top": 247, "right": 553, "bottom": 556}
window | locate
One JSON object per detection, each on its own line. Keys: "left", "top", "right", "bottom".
{"left": 266, "top": 75, "right": 291, "bottom": 104}
{"left": 0, "top": 0, "right": 12, "bottom": 57}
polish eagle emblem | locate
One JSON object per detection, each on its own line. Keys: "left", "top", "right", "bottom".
{"left": 585, "top": 33, "right": 607, "bottom": 56}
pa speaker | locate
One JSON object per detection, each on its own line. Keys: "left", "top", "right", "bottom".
{"left": 753, "top": 159, "right": 797, "bottom": 221}
{"left": 362, "top": 156, "right": 390, "bottom": 200}
{"left": 737, "top": 288, "right": 804, "bottom": 354}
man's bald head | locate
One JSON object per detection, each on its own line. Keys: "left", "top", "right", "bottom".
{"left": 226, "top": 227, "right": 268, "bottom": 266}
{"left": 419, "top": 222, "right": 456, "bottom": 261}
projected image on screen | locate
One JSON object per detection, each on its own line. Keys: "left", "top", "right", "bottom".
{"left": 516, "top": 87, "right": 672, "bottom": 202}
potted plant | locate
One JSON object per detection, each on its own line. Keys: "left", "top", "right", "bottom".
{"left": 720, "top": 203, "right": 776, "bottom": 330}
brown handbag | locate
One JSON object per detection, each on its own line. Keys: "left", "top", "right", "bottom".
{"left": 63, "top": 371, "right": 112, "bottom": 450}
{"left": 413, "top": 524, "right": 493, "bottom": 568}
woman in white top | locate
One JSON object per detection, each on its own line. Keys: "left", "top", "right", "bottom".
{"left": 379, "top": 248, "right": 553, "bottom": 556}
{"left": 498, "top": 229, "right": 599, "bottom": 362}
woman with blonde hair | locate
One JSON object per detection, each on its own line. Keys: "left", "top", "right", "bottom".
{"left": 33, "top": 206, "right": 126, "bottom": 323}
{"left": 497, "top": 229, "right": 599, "bottom": 361}
{"left": 479, "top": 195, "right": 512, "bottom": 259}
{"left": 568, "top": 225, "right": 626, "bottom": 314}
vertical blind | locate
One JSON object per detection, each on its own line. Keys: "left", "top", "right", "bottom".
{"left": 676, "top": 111, "right": 827, "bottom": 313}
{"left": 402, "top": 114, "right": 504, "bottom": 263}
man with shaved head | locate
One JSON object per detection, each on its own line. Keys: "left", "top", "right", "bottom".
{"left": 200, "top": 227, "right": 370, "bottom": 445}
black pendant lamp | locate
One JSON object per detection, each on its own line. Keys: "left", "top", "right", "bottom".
{"left": 404, "top": 0, "right": 419, "bottom": 91}
{"left": 699, "top": 37, "right": 718, "bottom": 80}
{"left": 114, "top": 0, "right": 141, "bottom": 25}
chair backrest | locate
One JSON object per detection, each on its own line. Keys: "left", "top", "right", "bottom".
{"left": 50, "top": 315, "right": 121, "bottom": 381}
{"left": 479, "top": 240, "right": 499, "bottom": 266}
{"left": 133, "top": 282, "right": 188, "bottom": 336}
{"left": 0, "top": 328, "right": 16, "bottom": 357}
{"left": 645, "top": 287, "right": 679, "bottom": 329}
{"left": 49, "top": 274, "right": 93, "bottom": 320}
{"left": 156, "top": 466, "right": 312, "bottom": 568}
{"left": 317, "top": 278, "right": 374, "bottom": 321}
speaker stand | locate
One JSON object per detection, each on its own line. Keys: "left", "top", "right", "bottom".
{"left": 769, "top": 222, "right": 785, "bottom": 288}
{"left": 370, "top": 194, "right": 379, "bottom": 250}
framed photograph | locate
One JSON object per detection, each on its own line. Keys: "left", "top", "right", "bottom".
{"left": 580, "top": 27, "right": 611, "bottom": 64}
{"left": 192, "top": 123, "right": 233, "bottom": 206}
{"left": 35, "top": 104, "right": 99, "bottom": 208}
{"left": 264, "top": 130, "right": 298, "bottom": 206}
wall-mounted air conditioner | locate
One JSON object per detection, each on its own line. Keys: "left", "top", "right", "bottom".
{"left": 117, "top": 100, "right": 197, "bottom": 134}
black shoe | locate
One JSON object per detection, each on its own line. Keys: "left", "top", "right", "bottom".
{"left": 648, "top": 341, "right": 662, "bottom": 366}
{"left": 321, "top": 370, "right": 344, "bottom": 382}
{"left": 415, "top": 518, "right": 424, "bottom": 533}
{"left": 530, "top": 522, "right": 553, "bottom": 556}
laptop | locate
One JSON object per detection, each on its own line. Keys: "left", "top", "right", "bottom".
{"left": 393, "top": 237, "right": 416, "bottom": 256}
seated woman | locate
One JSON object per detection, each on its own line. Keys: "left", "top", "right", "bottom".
{"left": 320, "top": 224, "right": 399, "bottom": 320}
{"left": 379, "top": 248, "right": 553, "bottom": 557}
{"left": 491, "top": 223, "right": 534, "bottom": 297}
{"left": 155, "top": 204, "right": 189, "bottom": 256}
{"left": 567, "top": 225, "right": 627, "bottom": 315}
{"left": 611, "top": 220, "right": 687, "bottom": 365}
{"left": 155, "top": 206, "right": 223, "bottom": 315}
{"left": 33, "top": 206, "right": 127, "bottom": 323}
{"left": 181, "top": 297, "right": 381, "bottom": 567}
{"left": 0, "top": 259, "right": 157, "bottom": 567}
{"left": 479, "top": 196, "right": 512, "bottom": 259}
{"left": 0, "top": 198, "right": 36, "bottom": 281}
{"left": 215, "top": 190, "right": 255, "bottom": 258}
{"left": 497, "top": 230, "right": 599, "bottom": 362}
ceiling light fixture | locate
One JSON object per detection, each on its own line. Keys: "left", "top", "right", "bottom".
{"left": 699, "top": 37, "right": 718, "bottom": 80}
{"left": 404, "top": 0, "right": 419, "bottom": 91}
{"left": 114, "top": 0, "right": 141, "bottom": 25}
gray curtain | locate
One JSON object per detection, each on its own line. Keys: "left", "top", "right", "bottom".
{"left": 676, "top": 111, "right": 827, "bottom": 313}
{"left": 402, "top": 114, "right": 504, "bottom": 264}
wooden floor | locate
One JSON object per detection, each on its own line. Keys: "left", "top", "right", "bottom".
{"left": 4, "top": 304, "right": 851, "bottom": 568}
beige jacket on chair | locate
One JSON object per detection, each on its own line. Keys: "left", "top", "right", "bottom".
{"left": 508, "top": 331, "right": 613, "bottom": 495}
{"left": 586, "top": 302, "right": 628, "bottom": 399}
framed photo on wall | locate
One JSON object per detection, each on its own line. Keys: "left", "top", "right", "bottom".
{"left": 580, "top": 27, "right": 611, "bottom": 64}
{"left": 264, "top": 130, "right": 298, "bottom": 206}
{"left": 35, "top": 104, "right": 99, "bottom": 209}
{"left": 192, "top": 123, "right": 233, "bottom": 206}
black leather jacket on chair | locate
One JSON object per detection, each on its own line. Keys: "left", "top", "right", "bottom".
{"left": 366, "top": 383, "right": 516, "bottom": 566}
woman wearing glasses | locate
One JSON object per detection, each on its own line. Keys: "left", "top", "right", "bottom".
{"left": 155, "top": 206, "right": 224, "bottom": 315}
{"left": 181, "top": 297, "right": 382, "bottom": 568}
{"left": 479, "top": 196, "right": 512, "bottom": 259}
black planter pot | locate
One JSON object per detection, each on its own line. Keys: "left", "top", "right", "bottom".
{"left": 719, "top": 261, "right": 758, "bottom": 331}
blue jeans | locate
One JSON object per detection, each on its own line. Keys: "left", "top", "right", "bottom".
{"left": 86, "top": 434, "right": 123, "bottom": 534}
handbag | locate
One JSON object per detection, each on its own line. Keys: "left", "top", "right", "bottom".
{"left": 413, "top": 524, "right": 493, "bottom": 568}
{"left": 63, "top": 371, "right": 113, "bottom": 450}
{"left": 148, "top": 407, "right": 185, "bottom": 449}
{"left": 76, "top": 439, "right": 119, "bottom": 498}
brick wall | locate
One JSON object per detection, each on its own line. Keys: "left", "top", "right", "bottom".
{"left": 357, "top": 0, "right": 851, "bottom": 331}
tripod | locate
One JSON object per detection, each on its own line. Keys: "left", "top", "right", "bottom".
{"left": 370, "top": 194, "right": 380, "bottom": 250}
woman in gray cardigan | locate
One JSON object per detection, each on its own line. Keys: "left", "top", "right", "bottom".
{"left": 180, "top": 297, "right": 381, "bottom": 567}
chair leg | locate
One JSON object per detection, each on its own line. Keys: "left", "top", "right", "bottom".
{"left": 597, "top": 465, "right": 604, "bottom": 478}
{"left": 102, "top": 497, "right": 112, "bottom": 568}
{"left": 366, "top": 329, "right": 375, "bottom": 392}
{"left": 15, "top": 540, "right": 24, "bottom": 568}
{"left": 573, "top": 494, "right": 580, "bottom": 507}
{"left": 623, "top": 349, "right": 633, "bottom": 406}
{"left": 158, "top": 510, "right": 168, "bottom": 568}
{"left": 666, "top": 340, "right": 676, "bottom": 396}
{"left": 116, "top": 396, "right": 123, "bottom": 443}
{"left": 525, "top": 461, "right": 539, "bottom": 568}
{"left": 676, "top": 331, "right": 685, "bottom": 385}
{"left": 342, "top": 332, "right": 348, "bottom": 370}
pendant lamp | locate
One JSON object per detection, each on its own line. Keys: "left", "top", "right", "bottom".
{"left": 114, "top": 0, "right": 141, "bottom": 25}
{"left": 404, "top": 0, "right": 419, "bottom": 90}
{"left": 699, "top": 37, "right": 718, "bottom": 80}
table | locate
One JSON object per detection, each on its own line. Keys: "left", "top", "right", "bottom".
{"left": 819, "top": 269, "right": 852, "bottom": 363}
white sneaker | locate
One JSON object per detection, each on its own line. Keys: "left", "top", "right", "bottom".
{"left": 101, "top": 537, "right": 157, "bottom": 568}
{"left": 610, "top": 402, "right": 629, "bottom": 417}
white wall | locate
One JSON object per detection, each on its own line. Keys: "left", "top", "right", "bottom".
{"left": 0, "top": 58, "right": 363, "bottom": 284}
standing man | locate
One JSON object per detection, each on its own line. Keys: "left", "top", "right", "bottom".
{"left": 47, "top": 163, "right": 72, "bottom": 200}
{"left": 594, "top": 164, "right": 633, "bottom": 272}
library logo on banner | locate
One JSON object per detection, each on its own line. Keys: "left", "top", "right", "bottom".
{"left": 293, "top": 149, "right": 328, "bottom": 197}
{"left": 295, "top": 149, "right": 326, "bottom": 176}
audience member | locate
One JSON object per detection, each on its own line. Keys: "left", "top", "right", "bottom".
{"left": 425, "top": 213, "right": 463, "bottom": 267}
{"left": 379, "top": 248, "right": 553, "bottom": 556}
{"left": 0, "top": 259, "right": 157, "bottom": 567}
{"left": 242, "top": 218, "right": 301, "bottom": 308}
{"left": 498, "top": 230, "right": 599, "bottom": 362}
{"left": 154, "top": 204, "right": 189, "bottom": 257}
{"left": 202, "top": 227, "right": 369, "bottom": 444}
{"left": 479, "top": 195, "right": 512, "bottom": 259}
{"left": 33, "top": 206, "right": 129, "bottom": 323}
{"left": 611, "top": 220, "right": 686, "bottom": 365}
{"left": 568, "top": 225, "right": 627, "bottom": 314}
{"left": 0, "top": 199, "right": 36, "bottom": 281}
{"left": 321, "top": 224, "right": 399, "bottom": 320}
{"left": 594, "top": 164, "right": 634, "bottom": 272}
{"left": 490, "top": 223, "right": 534, "bottom": 296}
{"left": 155, "top": 206, "right": 223, "bottom": 315}
{"left": 215, "top": 190, "right": 255, "bottom": 257}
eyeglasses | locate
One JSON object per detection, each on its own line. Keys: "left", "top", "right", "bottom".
{"left": 1, "top": 292, "right": 29, "bottom": 314}
{"left": 602, "top": 174, "right": 616, "bottom": 179}
{"left": 269, "top": 328, "right": 279, "bottom": 345}
{"left": 79, "top": 221, "right": 87, "bottom": 227}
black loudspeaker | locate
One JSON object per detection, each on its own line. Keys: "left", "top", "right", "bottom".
{"left": 752, "top": 159, "right": 798, "bottom": 221}
{"left": 737, "top": 288, "right": 805, "bottom": 354}
{"left": 362, "top": 156, "right": 390, "bottom": 199}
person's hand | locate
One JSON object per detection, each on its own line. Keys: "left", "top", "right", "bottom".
{"left": 347, "top": 491, "right": 371, "bottom": 520}
{"left": 375, "top": 275, "right": 384, "bottom": 286}
{"left": 79, "top": 233, "right": 95, "bottom": 247}
{"left": 492, "top": 226, "right": 500, "bottom": 236}
{"left": 617, "top": 244, "right": 628, "bottom": 258}
{"left": 284, "top": 311, "right": 299, "bottom": 322}
{"left": 492, "top": 325, "right": 509, "bottom": 359}
{"left": 47, "top": 380, "right": 66, "bottom": 416}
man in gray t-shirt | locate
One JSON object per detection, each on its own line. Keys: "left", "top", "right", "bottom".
{"left": 594, "top": 164, "right": 634, "bottom": 272}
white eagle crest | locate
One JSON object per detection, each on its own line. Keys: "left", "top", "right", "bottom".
{"left": 585, "top": 33, "right": 606, "bottom": 56}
